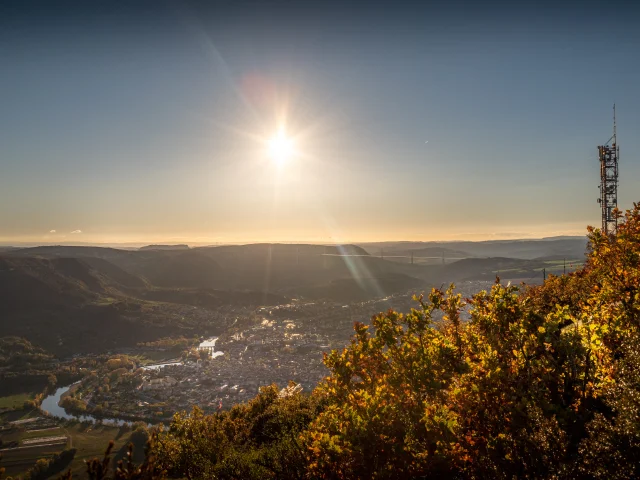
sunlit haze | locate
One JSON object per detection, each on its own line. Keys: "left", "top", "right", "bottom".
{"left": 268, "top": 129, "right": 295, "bottom": 167}
{"left": 3, "top": 4, "right": 640, "bottom": 474}
{"left": 1, "top": 1, "right": 639, "bottom": 245}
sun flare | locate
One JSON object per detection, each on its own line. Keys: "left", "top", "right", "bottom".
{"left": 268, "top": 129, "right": 294, "bottom": 165}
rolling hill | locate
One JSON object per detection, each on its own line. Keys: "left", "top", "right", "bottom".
{"left": 358, "top": 236, "right": 588, "bottom": 261}
{"left": 1, "top": 244, "right": 438, "bottom": 355}
{"left": 0, "top": 252, "right": 289, "bottom": 355}
{"left": 1, "top": 240, "right": 588, "bottom": 355}
{"left": 6, "top": 243, "right": 435, "bottom": 295}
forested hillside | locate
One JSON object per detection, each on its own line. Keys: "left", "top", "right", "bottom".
{"left": 0, "top": 254, "right": 287, "bottom": 356}
{"left": 21, "top": 203, "right": 638, "bottom": 479}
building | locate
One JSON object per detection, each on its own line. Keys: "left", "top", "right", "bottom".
{"left": 140, "top": 376, "right": 178, "bottom": 391}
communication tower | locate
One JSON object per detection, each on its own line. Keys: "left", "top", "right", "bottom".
{"left": 597, "top": 105, "right": 619, "bottom": 236}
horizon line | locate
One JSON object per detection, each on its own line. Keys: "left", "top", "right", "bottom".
{"left": 0, "top": 235, "right": 589, "bottom": 250}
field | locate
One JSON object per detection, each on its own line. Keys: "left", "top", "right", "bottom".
{"left": 0, "top": 442, "right": 64, "bottom": 478}
{"left": 0, "top": 420, "right": 139, "bottom": 478}
{"left": 489, "top": 259, "right": 585, "bottom": 278}
{"left": 0, "top": 393, "right": 35, "bottom": 410}
{"left": 65, "top": 424, "right": 141, "bottom": 477}
{"left": 0, "top": 408, "right": 40, "bottom": 424}
{"left": 133, "top": 350, "right": 181, "bottom": 364}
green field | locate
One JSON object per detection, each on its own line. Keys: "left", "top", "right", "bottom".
{"left": 21, "top": 427, "right": 65, "bottom": 440}
{"left": 491, "top": 260, "right": 586, "bottom": 277}
{"left": 0, "top": 422, "right": 139, "bottom": 478}
{"left": 0, "top": 393, "right": 35, "bottom": 410}
{"left": 133, "top": 350, "right": 181, "bottom": 363}
{"left": 534, "top": 260, "right": 585, "bottom": 273}
{"left": 66, "top": 424, "right": 139, "bottom": 477}
{"left": 0, "top": 408, "right": 40, "bottom": 424}
{"left": 0, "top": 442, "right": 64, "bottom": 477}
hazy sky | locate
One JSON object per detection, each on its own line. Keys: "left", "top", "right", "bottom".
{"left": 1, "top": 0, "right": 639, "bottom": 244}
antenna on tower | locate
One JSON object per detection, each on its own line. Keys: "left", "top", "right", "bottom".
{"left": 613, "top": 103, "right": 617, "bottom": 145}
{"left": 597, "top": 104, "right": 619, "bottom": 236}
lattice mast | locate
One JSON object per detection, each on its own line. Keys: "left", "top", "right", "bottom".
{"left": 598, "top": 105, "right": 619, "bottom": 235}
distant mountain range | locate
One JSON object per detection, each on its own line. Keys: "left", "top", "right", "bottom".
{"left": 139, "top": 244, "right": 190, "bottom": 251}
{"left": 0, "top": 238, "right": 589, "bottom": 355}
{"left": 357, "top": 236, "right": 588, "bottom": 260}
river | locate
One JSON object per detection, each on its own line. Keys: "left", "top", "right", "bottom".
{"left": 40, "top": 337, "right": 224, "bottom": 425}
{"left": 40, "top": 384, "right": 130, "bottom": 426}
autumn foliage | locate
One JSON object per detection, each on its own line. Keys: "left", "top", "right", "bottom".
{"left": 303, "top": 204, "right": 640, "bottom": 479}
{"left": 34, "top": 203, "right": 640, "bottom": 479}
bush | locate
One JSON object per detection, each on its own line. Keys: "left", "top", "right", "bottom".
{"left": 53, "top": 203, "right": 640, "bottom": 479}
{"left": 24, "top": 449, "right": 76, "bottom": 480}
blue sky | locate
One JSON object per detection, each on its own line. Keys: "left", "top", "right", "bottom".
{"left": 1, "top": 1, "right": 639, "bottom": 244}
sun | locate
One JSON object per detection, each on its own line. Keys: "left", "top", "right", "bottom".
{"left": 268, "top": 129, "right": 294, "bottom": 165}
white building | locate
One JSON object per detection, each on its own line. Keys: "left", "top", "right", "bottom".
{"left": 140, "top": 376, "right": 178, "bottom": 391}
